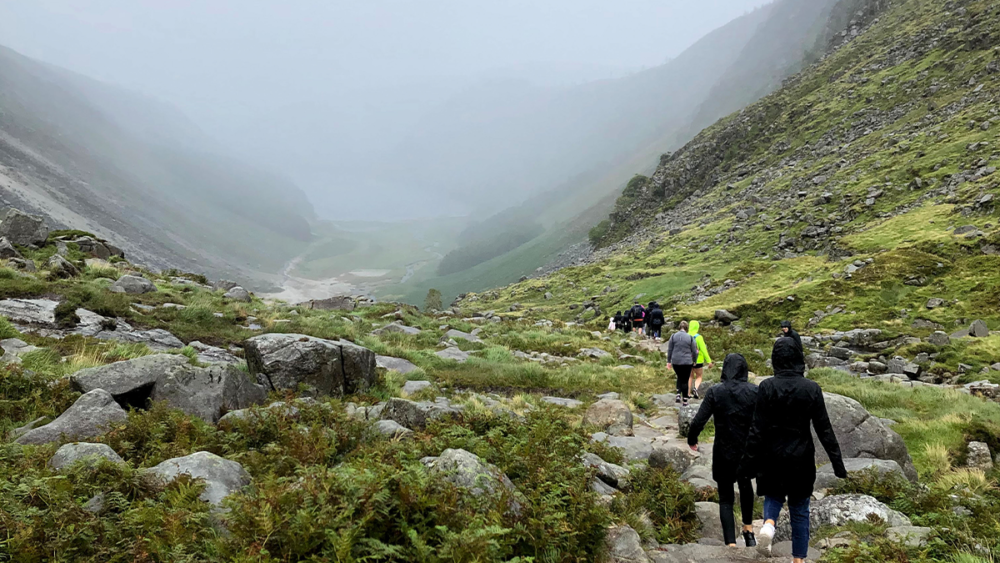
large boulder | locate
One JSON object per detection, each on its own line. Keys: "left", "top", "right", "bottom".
{"left": 421, "top": 448, "right": 515, "bottom": 498}
{"left": 928, "top": 331, "right": 950, "bottom": 347}
{"left": 73, "top": 310, "right": 184, "bottom": 351}
{"left": 149, "top": 363, "right": 268, "bottom": 423}
{"left": 380, "top": 397, "right": 459, "bottom": 430}
{"left": 603, "top": 524, "right": 649, "bottom": 563}
{"left": 0, "top": 298, "right": 58, "bottom": 327}
{"left": 649, "top": 444, "right": 696, "bottom": 474}
{"left": 967, "top": 441, "right": 993, "bottom": 472}
{"left": 110, "top": 275, "right": 157, "bottom": 295}
{"left": 15, "top": 389, "right": 127, "bottom": 445}
{"left": 306, "top": 296, "right": 355, "bottom": 311}
{"left": 71, "top": 354, "right": 189, "bottom": 399}
{"left": 48, "top": 443, "right": 124, "bottom": 472}
{"left": 714, "top": 310, "right": 740, "bottom": 325}
{"left": 244, "top": 334, "right": 375, "bottom": 397}
{"left": 814, "top": 393, "right": 917, "bottom": 481}
{"left": 145, "top": 452, "right": 250, "bottom": 506}
{"left": 0, "top": 208, "right": 48, "bottom": 246}
{"left": 774, "top": 494, "right": 910, "bottom": 542}
{"left": 969, "top": 320, "right": 990, "bottom": 338}
{"left": 814, "top": 458, "right": 906, "bottom": 490}
{"left": 583, "top": 399, "right": 633, "bottom": 436}
{"left": 372, "top": 322, "right": 421, "bottom": 336}
{"left": 223, "top": 287, "right": 253, "bottom": 303}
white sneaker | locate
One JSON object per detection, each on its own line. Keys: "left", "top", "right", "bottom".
{"left": 756, "top": 522, "right": 775, "bottom": 555}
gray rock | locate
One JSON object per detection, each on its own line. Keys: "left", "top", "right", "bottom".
{"left": 579, "top": 347, "right": 612, "bottom": 359}
{"left": 603, "top": 525, "right": 649, "bottom": 563}
{"left": 583, "top": 399, "right": 633, "bottom": 436}
{"left": 596, "top": 435, "right": 655, "bottom": 461}
{"left": 188, "top": 341, "right": 242, "bottom": 365}
{"left": 48, "top": 442, "right": 124, "bottom": 471}
{"left": 928, "top": 331, "right": 950, "bottom": 347}
{"left": 435, "top": 347, "right": 470, "bottom": 363}
{"left": 967, "top": 441, "right": 993, "bottom": 472}
{"left": 814, "top": 458, "right": 906, "bottom": 490}
{"left": 694, "top": 502, "right": 726, "bottom": 542}
{"left": 374, "top": 419, "right": 413, "bottom": 440}
{"left": 814, "top": 393, "right": 917, "bottom": 481}
{"left": 9, "top": 416, "right": 48, "bottom": 439}
{"left": 149, "top": 363, "right": 268, "bottom": 423}
{"left": 7, "top": 257, "right": 36, "bottom": 272}
{"left": 145, "top": 451, "right": 250, "bottom": 506}
{"left": 245, "top": 333, "right": 375, "bottom": 397}
{"left": 591, "top": 478, "right": 617, "bottom": 496}
{"left": 541, "top": 396, "right": 583, "bottom": 408}
{"left": 376, "top": 355, "right": 419, "bottom": 374}
{"left": 380, "top": 397, "right": 459, "bottom": 430}
{"left": 306, "top": 295, "right": 356, "bottom": 311}
{"left": 678, "top": 404, "right": 697, "bottom": 437}
{"left": 110, "top": 275, "right": 158, "bottom": 295}
{"left": 649, "top": 444, "right": 696, "bottom": 474}
{"left": 680, "top": 464, "right": 717, "bottom": 492}
{"left": 714, "top": 310, "right": 740, "bottom": 325}
{"left": 16, "top": 389, "right": 127, "bottom": 445}
{"left": 442, "top": 329, "right": 481, "bottom": 343}
{"left": 775, "top": 494, "right": 910, "bottom": 542}
{"left": 213, "top": 279, "right": 239, "bottom": 292}
{"left": 0, "top": 208, "right": 48, "bottom": 246}
{"left": 771, "top": 542, "right": 822, "bottom": 560}
{"left": 372, "top": 322, "right": 422, "bottom": 336}
{"left": 0, "top": 299, "right": 59, "bottom": 327}
{"left": 83, "top": 493, "right": 107, "bottom": 514}
{"left": 421, "top": 448, "right": 515, "bottom": 498}
{"left": 581, "top": 452, "right": 630, "bottom": 489}
{"left": 970, "top": 319, "right": 989, "bottom": 338}
{"left": 887, "top": 526, "right": 932, "bottom": 547}
{"left": 868, "top": 361, "right": 888, "bottom": 374}
{"left": 0, "top": 236, "right": 22, "bottom": 259}
{"left": 223, "top": 287, "right": 252, "bottom": 302}
{"left": 72, "top": 310, "right": 184, "bottom": 351}
{"left": 828, "top": 346, "right": 854, "bottom": 360}
{"left": 925, "top": 298, "right": 945, "bottom": 309}
{"left": 71, "top": 354, "right": 189, "bottom": 397}
{"left": 47, "top": 255, "right": 79, "bottom": 278}
{"left": 886, "top": 357, "right": 907, "bottom": 374}
{"left": 401, "top": 380, "right": 432, "bottom": 395}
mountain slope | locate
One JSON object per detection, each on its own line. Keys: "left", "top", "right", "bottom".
{"left": 0, "top": 45, "right": 314, "bottom": 284}
{"left": 398, "top": 0, "right": 865, "bottom": 303}
{"left": 464, "top": 0, "right": 1000, "bottom": 368}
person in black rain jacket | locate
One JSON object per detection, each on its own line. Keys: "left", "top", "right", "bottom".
{"left": 780, "top": 320, "right": 804, "bottom": 359}
{"left": 687, "top": 353, "right": 759, "bottom": 548}
{"left": 739, "top": 337, "right": 847, "bottom": 560}
{"left": 648, "top": 303, "right": 666, "bottom": 340}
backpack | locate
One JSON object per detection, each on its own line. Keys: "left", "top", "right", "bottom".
{"left": 631, "top": 305, "right": 644, "bottom": 320}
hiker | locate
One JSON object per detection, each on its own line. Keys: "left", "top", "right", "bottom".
{"left": 739, "top": 337, "right": 847, "bottom": 562}
{"left": 645, "top": 301, "right": 657, "bottom": 337}
{"left": 630, "top": 302, "right": 646, "bottom": 335}
{"left": 688, "top": 353, "right": 758, "bottom": 548}
{"left": 666, "top": 320, "right": 699, "bottom": 406}
{"left": 687, "top": 320, "right": 713, "bottom": 399}
{"left": 780, "top": 320, "right": 804, "bottom": 359}
{"left": 612, "top": 311, "right": 624, "bottom": 333}
{"left": 648, "top": 302, "right": 665, "bottom": 340}
{"left": 607, "top": 316, "right": 616, "bottom": 332}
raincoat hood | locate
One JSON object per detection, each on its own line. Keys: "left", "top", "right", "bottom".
{"left": 688, "top": 320, "right": 701, "bottom": 335}
{"left": 720, "top": 353, "right": 750, "bottom": 383}
{"left": 772, "top": 337, "right": 806, "bottom": 376}
{"left": 780, "top": 320, "right": 793, "bottom": 329}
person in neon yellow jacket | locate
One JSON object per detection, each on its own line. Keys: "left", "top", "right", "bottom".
{"left": 688, "top": 320, "right": 713, "bottom": 399}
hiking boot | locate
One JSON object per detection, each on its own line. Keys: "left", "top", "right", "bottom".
{"left": 692, "top": 388, "right": 701, "bottom": 399}
{"left": 682, "top": 399, "right": 689, "bottom": 408}
{"left": 742, "top": 530, "right": 757, "bottom": 547}
{"left": 756, "top": 522, "right": 774, "bottom": 555}
{"left": 675, "top": 394, "right": 681, "bottom": 404}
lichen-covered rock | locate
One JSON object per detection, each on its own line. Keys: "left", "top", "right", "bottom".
{"left": 48, "top": 443, "right": 124, "bottom": 471}
{"left": 380, "top": 398, "right": 459, "bottom": 430}
{"left": 71, "top": 354, "right": 189, "bottom": 397}
{"left": 603, "top": 524, "right": 649, "bottom": 563}
{"left": 581, "top": 452, "right": 630, "bottom": 489}
{"left": 775, "top": 494, "right": 910, "bottom": 541}
{"left": 814, "top": 393, "right": 917, "bottom": 481}
{"left": 245, "top": 333, "right": 375, "bottom": 397}
{"left": 649, "top": 444, "right": 696, "bottom": 474}
{"left": 421, "top": 448, "right": 515, "bottom": 499}
{"left": 47, "top": 255, "right": 80, "bottom": 278}
{"left": 0, "top": 208, "right": 48, "bottom": 246}
{"left": 377, "top": 355, "right": 419, "bottom": 374}
{"left": 110, "top": 275, "right": 157, "bottom": 294}
{"left": 814, "top": 458, "right": 906, "bottom": 490}
{"left": 583, "top": 399, "right": 633, "bottom": 436}
{"left": 145, "top": 452, "right": 250, "bottom": 506}
{"left": 149, "top": 363, "right": 268, "bottom": 423}
{"left": 223, "top": 287, "right": 252, "bottom": 302}
{"left": 967, "top": 441, "right": 994, "bottom": 472}
{"left": 16, "top": 389, "right": 127, "bottom": 445}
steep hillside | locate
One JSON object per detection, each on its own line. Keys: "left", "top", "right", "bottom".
{"left": 405, "top": 0, "right": 872, "bottom": 302}
{"left": 465, "top": 0, "right": 1000, "bottom": 375}
{"left": 0, "top": 45, "right": 314, "bottom": 285}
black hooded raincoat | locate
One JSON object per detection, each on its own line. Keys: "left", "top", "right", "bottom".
{"left": 739, "top": 337, "right": 847, "bottom": 499}
{"left": 687, "top": 353, "right": 758, "bottom": 483}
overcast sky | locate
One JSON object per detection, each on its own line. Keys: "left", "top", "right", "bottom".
{"left": 0, "top": 0, "right": 771, "bottom": 218}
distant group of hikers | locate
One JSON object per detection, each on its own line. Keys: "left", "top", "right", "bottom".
{"left": 673, "top": 320, "right": 846, "bottom": 562}
{"left": 610, "top": 301, "right": 667, "bottom": 339}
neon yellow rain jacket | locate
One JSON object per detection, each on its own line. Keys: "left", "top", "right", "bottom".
{"left": 688, "top": 320, "right": 712, "bottom": 365}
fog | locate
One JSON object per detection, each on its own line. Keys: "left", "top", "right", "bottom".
{"left": 0, "top": 1, "right": 770, "bottom": 220}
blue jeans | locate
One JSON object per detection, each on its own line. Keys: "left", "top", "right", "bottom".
{"left": 764, "top": 495, "right": 810, "bottom": 559}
